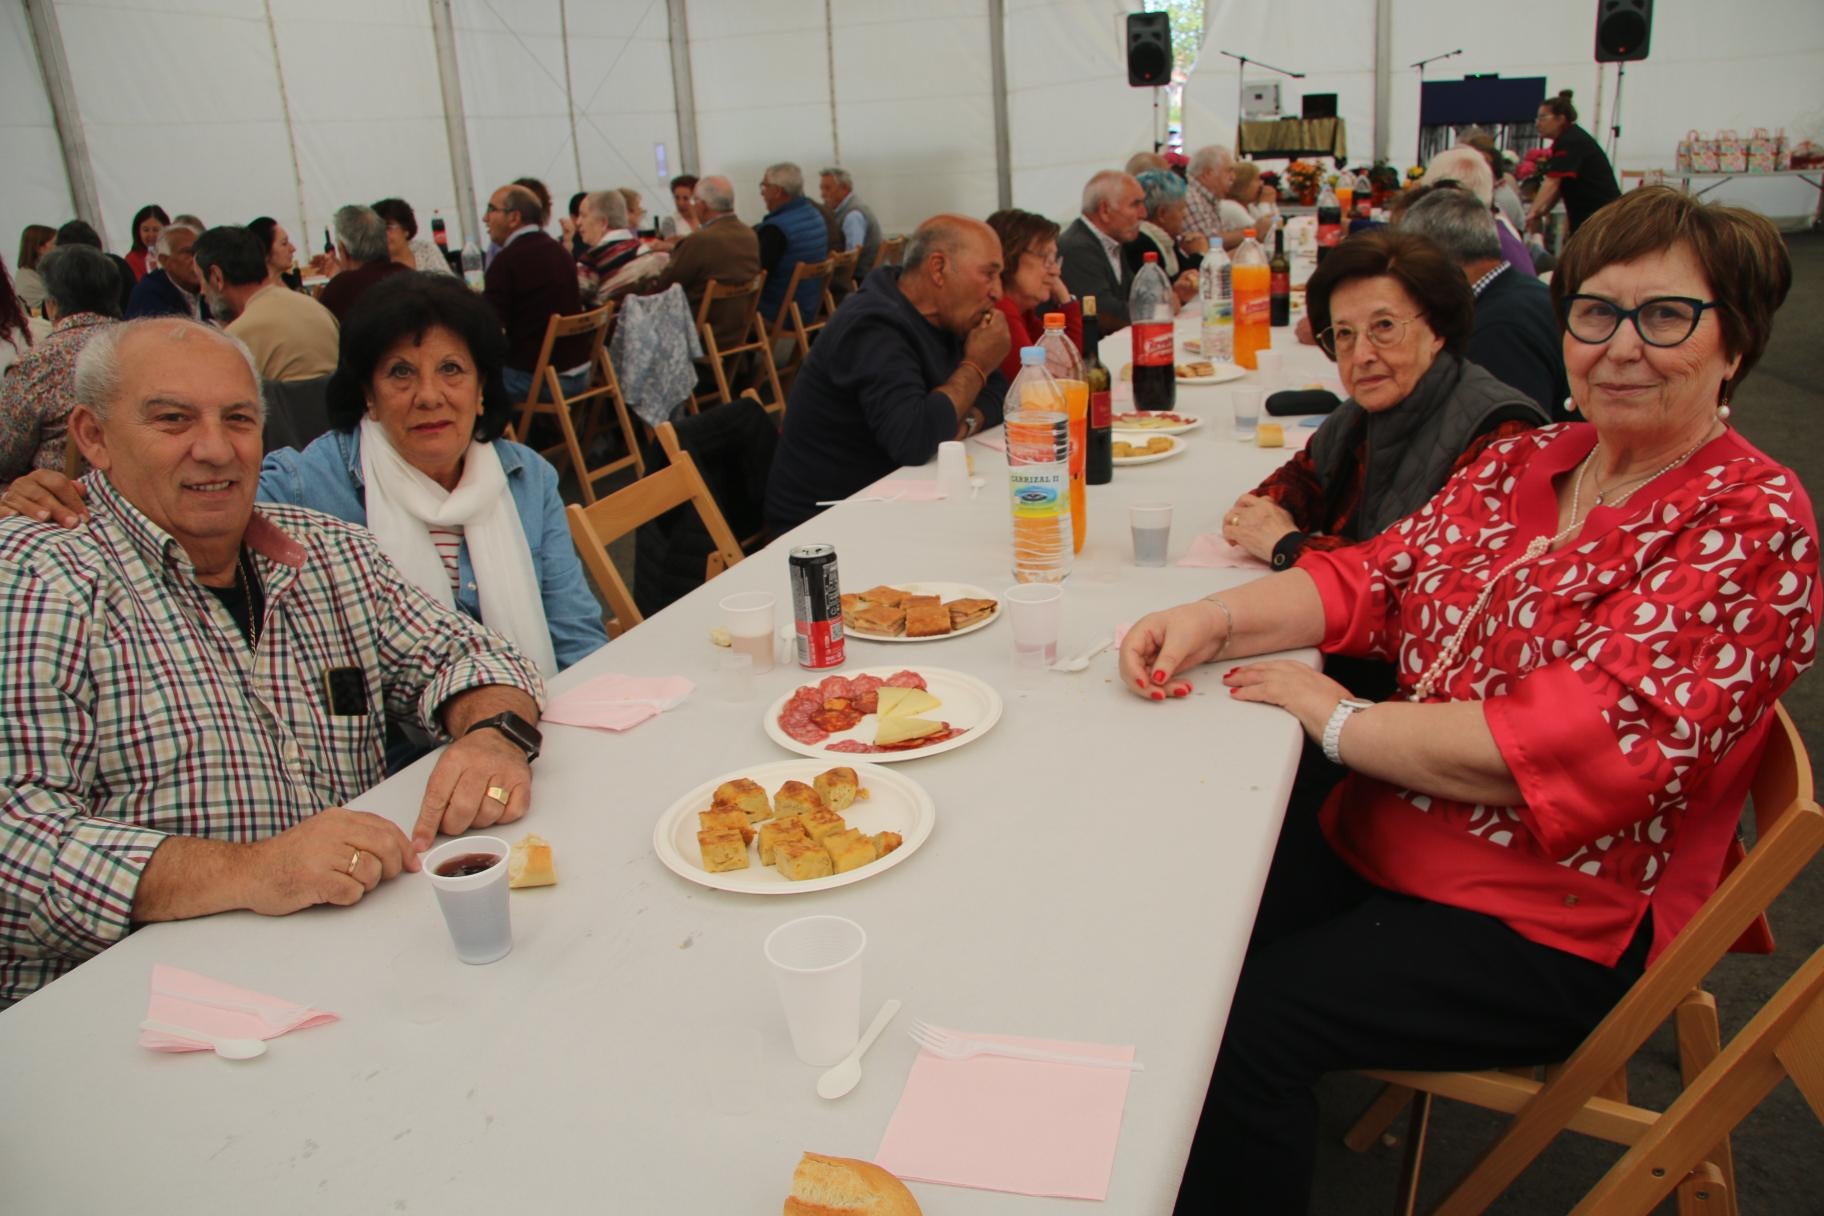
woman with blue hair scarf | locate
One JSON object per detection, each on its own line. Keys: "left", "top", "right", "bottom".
{"left": 1125, "top": 169, "right": 1205, "bottom": 307}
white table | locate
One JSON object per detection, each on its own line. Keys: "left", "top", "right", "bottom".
{"left": 0, "top": 315, "right": 1337, "bottom": 1213}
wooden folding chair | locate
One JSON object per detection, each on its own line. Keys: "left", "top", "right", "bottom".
{"left": 764, "top": 256, "right": 834, "bottom": 393}
{"left": 562, "top": 448, "right": 745, "bottom": 638}
{"left": 511, "top": 304, "right": 644, "bottom": 505}
{"left": 655, "top": 389, "right": 771, "bottom": 555}
{"left": 824, "top": 247, "right": 862, "bottom": 310}
{"left": 875, "top": 234, "right": 907, "bottom": 267}
{"left": 1570, "top": 941, "right": 1824, "bottom": 1216}
{"left": 1343, "top": 702, "right": 1824, "bottom": 1216}
{"left": 692, "top": 274, "right": 785, "bottom": 415}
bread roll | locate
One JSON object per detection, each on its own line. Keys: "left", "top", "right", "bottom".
{"left": 784, "top": 1152, "right": 922, "bottom": 1215}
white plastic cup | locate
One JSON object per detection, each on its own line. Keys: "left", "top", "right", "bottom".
{"left": 765, "top": 915, "right": 867, "bottom": 1066}
{"left": 717, "top": 651, "right": 754, "bottom": 701}
{"left": 720, "top": 591, "right": 775, "bottom": 674}
{"left": 1231, "top": 386, "right": 1263, "bottom": 442}
{"left": 424, "top": 836, "right": 513, "bottom": 965}
{"left": 1003, "top": 582, "right": 1064, "bottom": 668}
{"left": 936, "top": 441, "right": 970, "bottom": 499}
{"left": 1129, "top": 502, "right": 1174, "bottom": 567}
{"left": 1253, "top": 349, "right": 1283, "bottom": 392}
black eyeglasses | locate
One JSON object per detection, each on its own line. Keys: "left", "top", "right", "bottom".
{"left": 1560, "top": 294, "right": 1719, "bottom": 347}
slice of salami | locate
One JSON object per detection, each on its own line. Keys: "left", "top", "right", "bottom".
{"left": 825, "top": 739, "right": 878, "bottom": 753}
{"left": 877, "top": 724, "right": 963, "bottom": 751}
{"left": 818, "top": 675, "right": 855, "bottom": 701}
{"left": 780, "top": 714, "right": 830, "bottom": 744}
{"left": 811, "top": 706, "right": 865, "bottom": 733}
{"left": 883, "top": 670, "right": 928, "bottom": 689}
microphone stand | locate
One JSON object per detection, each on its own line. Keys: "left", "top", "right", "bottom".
{"left": 1219, "top": 50, "right": 1304, "bottom": 157}
{"left": 1411, "top": 48, "right": 1463, "bottom": 164}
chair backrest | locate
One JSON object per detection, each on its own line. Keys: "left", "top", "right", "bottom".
{"left": 876, "top": 234, "right": 907, "bottom": 267}
{"left": 697, "top": 274, "right": 766, "bottom": 352}
{"left": 516, "top": 304, "right": 613, "bottom": 410}
{"left": 260, "top": 374, "right": 334, "bottom": 455}
{"left": 825, "top": 247, "right": 862, "bottom": 310}
{"left": 768, "top": 256, "right": 834, "bottom": 335}
{"left": 563, "top": 448, "right": 744, "bottom": 637}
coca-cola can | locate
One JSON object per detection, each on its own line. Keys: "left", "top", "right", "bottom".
{"left": 789, "top": 543, "right": 845, "bottom": 670}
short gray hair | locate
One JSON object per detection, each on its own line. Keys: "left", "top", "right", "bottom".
{"left": 333, "top": 204, "right": 389, "bottom": 263}
{"left": 1398, "top": 189, "right": 1503, "bottom": 264}
{"left": 763, "top": 162, "right": 804, "bottom": 197}
{"left": 155, "top": 223, "right": 199, "bottom": 256}
{"left": 697, "top": 176, "right": 735, "bottom": 213}
{"left": 73, "top": 317, "right": 261, "bottom": 421}
{"left": 1080, "top": 170, "right": 1134, "bottom": 217}
{"left": 582, "top": 189, "right": 629, "bottom": 229}
{"left": 1423, "top": 147, "right": 1495, "bottom": 207}
{"left": 819, "top": 167, "right": 852, "bottom": 190}
{"left": 1187, "top": 144, "right": 1232, "bottom": 178}
{"left": 39, "top": 245, "right": 124, "bottom": 319}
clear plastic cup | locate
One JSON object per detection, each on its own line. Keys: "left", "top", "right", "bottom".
{"left": 1129, "top": 503, "right": 1174, "bottom": 567}
{"left": 424, "top": 836, "right": 513, "bottom": 965}
{"left": 1004, "top": 582, "right": 1064, "bottom": 668}
{"left": 764, "top": 915, "right": 866, "bottom": 1066}
{"left": 1253, "top": 349, "right": 1283, "bottom": 392}
{"left": 720, "top": 591, "right": 775, "bottom": 674}
{"left": 717, "top": 651, "right": 754, "bottom": 701}
{"left": 1231, "top": 386, "right": 1263, "bottom": 442}
{"left": 936, "top": 441, "right": 969, "bottom": 499}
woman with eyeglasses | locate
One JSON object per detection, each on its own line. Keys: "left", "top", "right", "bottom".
{"left": 984, "top": 208, "right": 1081, "bottom": 382}
{"left": 1121, "top": 186, "right": 1817, "bottom": 1214}
{"left": 1221, "top": 230, "right": 1547, "bottom": 572}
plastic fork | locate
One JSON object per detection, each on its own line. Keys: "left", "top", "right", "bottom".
{"left": 908, "top": 1019, "right": 1143, "bottom": 1070}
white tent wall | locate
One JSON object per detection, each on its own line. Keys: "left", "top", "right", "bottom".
{"left": 272, "top": 0, "right": 453, "bottom": 255}
{"left": 1180, "top": 0, "right": 1378, "bottom": 170}
{"left": 565, "top": 0, "right": 680, "bottom": 223}
{"left": 687, "top": 0, "right": 835, "bottom": 227}
{"left": 1, "top": 3, "right": 74, "bottom": 265}
{"left": 1005, "top": 0, "right": 1155, "bottom": 223}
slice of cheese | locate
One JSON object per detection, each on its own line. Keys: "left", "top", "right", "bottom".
{"left": 876, "top": 686, "right": 941, "bottom": 719}
{"left": 875, "top": 715, "right": 945, "bottom": 746}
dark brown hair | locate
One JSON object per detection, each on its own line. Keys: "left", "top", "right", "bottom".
{"left": 17, "top": 224, "right": 55, "bottom": 272}
{"left": 371, "top": 197, "right": 419, "bottom": 239}
{"left": 1540, "top": 89, "right": 1577, "bottom": 124}
{"left": 1305, "top": 229, "right": 1475, "bottom": 358}
{"left": 984, "top": 208, "right": 1061, "bottom": 287}
{"left": 1552, "top": 185, "right": 1792, "bottom": 398}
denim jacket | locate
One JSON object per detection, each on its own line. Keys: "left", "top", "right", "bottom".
{"left": 258, "top": 429, "right": 608, "bottom": 671}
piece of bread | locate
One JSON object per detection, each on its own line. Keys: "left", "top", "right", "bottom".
{"left": 859, "top": 585, "right": 907, "bottom": 608}
{"left": 775, "top": 780, "right": 826, "bottom": 820}
{"left": 714, "top": 778, "right": 771, "bottom": 823}
{"left": 850, "top": 603, "right": 905, "bottom": 637}
{"left": 759, "top": 817, "right": 809, "bottom": 866}
{"left": 944, "top": 597, "right": 996, "bottom": 630}
{"left": 840, "top": 593, "right": 866, "bottom": 616}
{"left": 902, "top": 594, "right": 941, "bottom": 610}
{"left": 697, "top": 827, "right": 749, "bottom": 873}
{"left": 507, "top": 834, "right": 557, "bottom": 888}
{"left": 784, "top": 1152, "right": 922, "bottom": 1216}
{"left": 904, "top": 604, "right": 952, "bottom": 638}
{"left": 799, "top": 806, "right": 847, "bottom": 842}
{"left": 1112, "top": 440, "right": 1135, "bottom": 459}
{"left": 1256, "top": 422, "right": 1285, "bottom": 448}
{"left": 870, "top": 831, "right": 904, "bottom": 859}
{"left": 699, "top": 806, "right": 756, "bottom": 845}
{"left": 774, "top": 837, "right": 834, "bottom": 881}
{"left": 823, "top": 829, "right": 878, "bottom": 874}
{"left": 814, "top": 766, "right": 861, "bottom": 813}
{"left": 876, "top": 687, "right": 941, "bottom": 719}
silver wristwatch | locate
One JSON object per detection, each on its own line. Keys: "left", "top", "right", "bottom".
{"left": 1321, "top": 698, "right": 1374, "bottom": 765}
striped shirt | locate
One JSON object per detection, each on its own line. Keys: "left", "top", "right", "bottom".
{"left": 0, "top": 474, "right": 544, "bottom": 1005}
{"left": 428, "top": 525, "right": 464, "bottom": 592}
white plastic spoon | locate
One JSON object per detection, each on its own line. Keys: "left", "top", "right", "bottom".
{"left": 815, "top": 998, "right": 901, "bottom": 1100}
{"left": 139, "top": 1019, "right": 267, "bottom": 1060}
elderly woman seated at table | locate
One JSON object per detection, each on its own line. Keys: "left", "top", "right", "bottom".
{"left": 984, "top": 208, "right": 1082, "bottom": 382}
{"left": 1229, "top": 161, "right": 1280, "bottom": 235}
{"left": 576, "top": 190, "right": 666, "bottom": 307}
{"left": 1121, "top": 186, "right": 1816, "bottom": 1214}
{"left": 1221, "top": 230, "right": 1546, "bottom": 574}
{"left": 1124, "top": 170, "right": 1204, "bottom": 307}
{"left": 0, "top": 246, "right": 122, "bottom": 491}
{"left": 372, "top": 198, "right": 457, "bottom": 276}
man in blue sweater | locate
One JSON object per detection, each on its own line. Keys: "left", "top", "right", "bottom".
{"left": 764, "top": 215, "right": 1012, "bottom": 535}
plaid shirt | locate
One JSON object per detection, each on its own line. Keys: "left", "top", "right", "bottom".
{"left": 0, "top": 312, "right": 114, "bottom": 493}
{"left": 0, "top": 475, "right": 544, "bottom": 1004}
{"left": 1184, "top": 178, "right": 1226, "bottom": 242}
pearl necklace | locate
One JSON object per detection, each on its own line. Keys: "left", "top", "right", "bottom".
{"left": 1407, "top": 432, "right": 1713, "bottom": 703}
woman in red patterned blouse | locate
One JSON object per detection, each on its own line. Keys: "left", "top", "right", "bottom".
{"left": 984, "top": 208, "right": 1082, "bottom": 382}
{"left": 1122, "top": 188, "right": 1818, "bottom": 1213}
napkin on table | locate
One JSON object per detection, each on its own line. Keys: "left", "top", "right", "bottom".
{"left": 875, "top": 1028, "right": 1137, "bottom": 1200}
{"left": 970, "top": 431, "right": 1007, "bottom": 454}
{"left": 1176, "top": 534, "right": 1270, "bottom": 570}
{"left": 140, "top": 963, "right": 337, "bottom": 1052}
{"left": 866, "top": 478, "right": 948, "bottom": 502}
{"left": 542, "top": 673, "right": 695, "bottom": 733}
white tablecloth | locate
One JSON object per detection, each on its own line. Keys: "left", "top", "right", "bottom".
{"left": 0, "top": 314, "right": 1343, "bottom": 1213}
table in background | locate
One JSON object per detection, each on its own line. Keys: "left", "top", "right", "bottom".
{"left": 0, "top": 312, "right": 1330, "bottom": 1214}
{"left": 1238, "top": 117, "right": 1347, "bottom": 161}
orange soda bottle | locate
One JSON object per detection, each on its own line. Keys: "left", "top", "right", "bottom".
{"left": 1231, "top": 228, "right": 1271, "bottom": 370}
{"left": 1038, "top": 313, "right": 1087, "bottom": 553}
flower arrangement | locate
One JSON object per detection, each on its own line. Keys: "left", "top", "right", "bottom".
{"left": 1284, "top": 160, "right": 1322, "bottom": 203}
{"left": 1515, "top": 148, "right": 1551, "bottom": 185}
{"left": 1368, "top": 161, "right": 1402, "bottom": 192}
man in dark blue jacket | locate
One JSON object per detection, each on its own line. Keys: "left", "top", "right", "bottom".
{"left": 126, "top": 224, "right": 210, "bottom": 322}
{"left": 755, "top": 163, "right": 831, "bottom": 328}
{"left": 765, "top": 215, "right": 1012, "bottom": 535}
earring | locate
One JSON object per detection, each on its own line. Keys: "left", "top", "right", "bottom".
{"left": 1718, "top": 394, "right": 1732, "bottom": 423}
{"left": 1563, "top": 396, "right": 1578, "bottom": 414}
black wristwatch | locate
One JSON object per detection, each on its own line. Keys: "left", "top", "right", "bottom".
{"left": 1270, "top": 532, "right": 1309, "bottom": 571}
{"left": 467, "top": 711, "right": 542, "bottom": 763}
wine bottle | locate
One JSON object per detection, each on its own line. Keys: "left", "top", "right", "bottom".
{"left": 1083, "top": 297, "right": 1112, "bottom": 485}
{"left": 1269, "top": 225, "right": 1291, "bottom": 328}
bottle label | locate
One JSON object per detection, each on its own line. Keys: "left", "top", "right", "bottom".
{"left": 1270, "top": 270, "right": 1290, "bottom": 295}
{"left": 1132, "top": 323, "right": 1174, "bottom": 366}
{"left": 1090, "top": 389, "right": 1112, "bottom": 428}
{"left": 1239, "top": 295, "right": 1271, "bottom": 327}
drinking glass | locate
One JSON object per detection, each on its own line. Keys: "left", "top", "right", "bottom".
{"left": 1129, "top": 503, "right": 1174, "bottom": 567}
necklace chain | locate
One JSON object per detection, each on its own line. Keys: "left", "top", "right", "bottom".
{"left": 235, "top": 550, "right": 261, "bottom": 652}
{"left": 1407, "top": 432, "right": 1712, "bottom": 703}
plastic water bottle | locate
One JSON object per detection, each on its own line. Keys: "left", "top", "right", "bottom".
{"left": 1005, "top": 347, "right": 1072, "bottom": 584}
{"left": 461, "top": 241, "right": 484, "bottom": 292}
{"left": 1200, "top": 241, "right": 1233, "bottom": 365}
{"left": 1232, "top": 228, "right": 1271, "bottom": 370}
{"left": 1128, "top": 252, "right": 1176, "bottom": 411}
{"left": 1038, "top": 315, "right": 1087, "bottom": 554}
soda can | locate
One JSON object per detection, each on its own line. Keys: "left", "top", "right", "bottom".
{"left": 789, "top": 544, "right": 845, "bottom": 670}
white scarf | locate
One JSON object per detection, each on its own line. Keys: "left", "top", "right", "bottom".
{"left": 358, "top": 417, "right": 557, "bottom": 676}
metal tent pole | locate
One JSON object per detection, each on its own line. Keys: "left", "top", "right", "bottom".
{"left": 428, "top": 0, "right": 481, "bottom": 248}
{"left": 23, "top": 0, "right": 101, "bottom": 238}
{"left": 666, "top": 0, "right": 700, "bottom": 174}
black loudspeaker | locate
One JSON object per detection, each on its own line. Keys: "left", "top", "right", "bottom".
{"left": 1595, "top": 0, "right": 1652, "bottom": 62}
{"left": 1126, "top": 12, "right": 1172, "bottom": 87}
{"left": 1302, "top": 93, "right": 1337, "bottom": 119}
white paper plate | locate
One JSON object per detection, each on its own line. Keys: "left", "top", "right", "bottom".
{"left": 844, "top": 581, "right": 1002, "bottom": 644}
{"left": 765, "top": 666, "right": 1003, "bottom": 763}
{"left": 1111, "top": 432, "right": 1187, "bottom": 466}
{"left": 652, "top": 759, "right": 934, "bottom": 894}
{"left": 1120, "top": 361, "right": 1247, "bottom": 386}
{"left": 1111, "top": 411, "right": 1204, "bottom": 436}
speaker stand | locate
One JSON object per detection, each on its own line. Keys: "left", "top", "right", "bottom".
{"left": 1607, "top": 61, "right": 1626, "bottom": 166}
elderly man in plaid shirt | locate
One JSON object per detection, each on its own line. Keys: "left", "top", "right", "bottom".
{"left": 0, "top": 318, "right": 546, "bottom": 1005}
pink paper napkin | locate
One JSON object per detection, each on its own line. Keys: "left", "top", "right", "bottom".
{"left": 542, "top": 673, "right": 695, "bottom": 732}
{"left": 875, "top": 1029, "right": 1137, "bottom": 1200}
{"left": 868, "top": 478, "right": 947, "bottom": 502}
{"left": 140, "top": 963, "right": 336, "bottom": 1052}
{"left": 1177, "top": 533, "right": 1270, "bottom": 570}
{"left": 970, "top": 431, "right": 1006, "bottom": 454}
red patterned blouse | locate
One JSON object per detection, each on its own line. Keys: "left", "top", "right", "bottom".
{"left": 1300, "top": 423, "right": 1819, "bottom": 966}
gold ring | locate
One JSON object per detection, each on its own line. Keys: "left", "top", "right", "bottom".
{"left": 346, "top": 849, "right": 361, "bottom": 876}
{"left": 486, "top": 785, "right": 509, "bottom": 805}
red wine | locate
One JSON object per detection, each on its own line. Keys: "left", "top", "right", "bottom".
{"left": 1269, "top": 227, "right": 1291, "bottom": 328}
{"left": 435, "top": 853, "right": 500, "bottom": 878}
{"left": 1083, "top": 298, "right": 1112, "bottom": 484}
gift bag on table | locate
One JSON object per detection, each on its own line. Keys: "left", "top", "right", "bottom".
{"left": 1791, "top": 139, "right": 1824, "bottom": 170}
{"left": 1689, "top": 131, "right": 1720, "bottom": 172}
{"left": 1675, "top": 130, "right": 1700, "bottom": 172}
{"left": 1714, "top": 129, "right": 1747, "bottom": 173}
{"left": 1775, "top": 128, "right": 1792, "bottom": 170}
{"left": 1747, "top": 127, "right": 1777, "bottom": 173}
